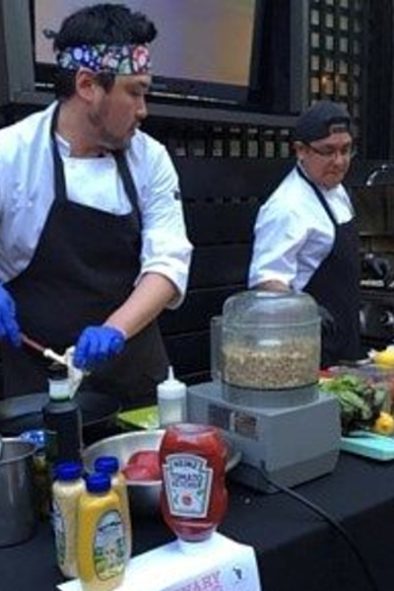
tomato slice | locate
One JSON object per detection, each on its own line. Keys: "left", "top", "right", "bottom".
{"left": 124, "top": 450, "right": 161, "bottom": 480}
{"left": 122, "top": 463, "right": 156, "bottom": 481}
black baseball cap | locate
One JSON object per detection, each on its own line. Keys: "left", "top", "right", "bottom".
{"left": 293, "top": 100, "right": 352, "bottom": 143}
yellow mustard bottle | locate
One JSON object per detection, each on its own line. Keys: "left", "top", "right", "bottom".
{"left": 94, "top": 456, "right": 132, "bottom": 560}
{"left": 77, "top": 473, "right": 126, "bottom": 591}
{"left": 52, "top": 461, "right": 85, "bottom": 579}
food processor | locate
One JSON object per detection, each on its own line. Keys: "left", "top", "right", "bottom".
{"left": 187, "top": 291, "right": 341, "bottom": 491}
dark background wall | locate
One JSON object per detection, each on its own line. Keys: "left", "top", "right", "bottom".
{"left": 364, "top": 0, "right": 393, "bottom": 158}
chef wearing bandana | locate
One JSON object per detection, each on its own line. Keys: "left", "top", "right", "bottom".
{"left": 0, "top": 4, "right": 192, "bottom": 404}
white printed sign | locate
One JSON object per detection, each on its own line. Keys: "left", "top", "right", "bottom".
{"left": 58, "top": 533, "right": 262, "bottom": 591}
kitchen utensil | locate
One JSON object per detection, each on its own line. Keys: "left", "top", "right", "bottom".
{"left": 83, "top": 429, "right": 241, "bottom": 513}
{"left": 84, "top": 430, "right": 163, "bottom": 513}
{"left": 341, "top": 431, "right": 394, "bottom": 461}
{"left": 188, "top": 290, "right": 341, "bottom": 492}
{"left": 0, "top": 438, "right": 37, "bottom": 547}
{"left": 21, "top": 333, "right": 67, "bottom": 365}
{"left": 21, "top": 334, "right": 85, "bottom": 398}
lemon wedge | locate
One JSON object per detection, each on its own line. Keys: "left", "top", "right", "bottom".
{"left": 373, "top": 411, "right": 394, "bottom": 436}
{"left": 369, "top": 345, "right": 394, "bottom": 368}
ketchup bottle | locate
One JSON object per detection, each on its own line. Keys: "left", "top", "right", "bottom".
{"left": 159, "top": 423, "right": 228, "bottom": 543}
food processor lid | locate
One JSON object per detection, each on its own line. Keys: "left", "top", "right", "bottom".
{"left": 222, "top": 290, "right": 319, "bottom": 327}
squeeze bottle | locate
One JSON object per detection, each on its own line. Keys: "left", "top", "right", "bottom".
{"left": 77, "top": 473, "right": 126, "bottom": 591}
{"left": 43, "top": 365, "right": 83, "bottom": 466}
{"left": 94, "top": 455, "right": 132, "bottom": 560}
{"left": 157, "top": 366, "right": 187, "bottom": 427}
{"left": 160, "top": 423, "right": 228, "bottom": 543}
{"left": 52, "top": 461, "right": 85, "bottom": 579}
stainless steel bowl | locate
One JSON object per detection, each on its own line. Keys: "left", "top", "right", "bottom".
{"left": 83, "top": 430, "right": 163, "bottom": 513}
{"left": 83, "top": 429, "right": 241, "bottom": 513}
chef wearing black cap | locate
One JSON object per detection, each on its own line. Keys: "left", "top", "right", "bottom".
{"left": 249, "top": 100, "right": 361, "bottom": 368}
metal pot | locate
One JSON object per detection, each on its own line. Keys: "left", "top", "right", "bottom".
{"left": 0, "top": 438, "right": 37, "bottom": 547}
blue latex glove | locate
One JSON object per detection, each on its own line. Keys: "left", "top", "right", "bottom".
{"left": 74, "top": 326, "right": 126, "bottom": 369}
{"left": 0, "top": 285, "right": 21, "bottom": 347}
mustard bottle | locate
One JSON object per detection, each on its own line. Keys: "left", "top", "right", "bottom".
{"left": 77, "top": 473, "right": 126, "bottom": 591}
{"left": 52, "top": 461, "right": 85, "bottom": 579}
{"left": 94, "top": 456, "right": 132, "bottom": 560}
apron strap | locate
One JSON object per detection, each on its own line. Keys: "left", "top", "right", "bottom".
{"left": 50, "top": 105, "right": 68, "bottom": 204}
{"left": 50, "top": 104, "right": 141, "bottom": 232}
{"left": 112, "top": 150, "right": 142, "bottom": 230}
{"left": 296, "top": 165, "right": 338, "bottom": 227}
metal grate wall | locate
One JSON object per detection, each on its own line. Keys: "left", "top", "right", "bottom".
{"left": 309, "top": 0, "right": 366, "bottom": 140}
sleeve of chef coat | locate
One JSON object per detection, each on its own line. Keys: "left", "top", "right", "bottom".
{"left": 135, "top": 144, "right": 193, "bottom": 309}
{"left": 248, "top": 198, "right": 309, "bottom": 289}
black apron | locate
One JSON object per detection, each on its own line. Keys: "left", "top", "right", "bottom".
{"left": 2, "top": 106, "right": 168, "bottom": 404}
{"left": 296, "top": 166, "right": 361, "bottom": 368}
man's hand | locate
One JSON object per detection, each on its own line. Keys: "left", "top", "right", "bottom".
{"left": 0, "top": 285, "right": 21, "bottom": 347}
{"left": 74, "top": 326, "right": 126, "bottom": 370}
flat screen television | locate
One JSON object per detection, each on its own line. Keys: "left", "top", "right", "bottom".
{"left": 0, "top": 0, "right": 308, "bottom": 117}
{"left": 33, "top": 0, "right": 261, "bottom": 106}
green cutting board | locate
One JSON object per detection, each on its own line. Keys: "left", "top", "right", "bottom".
{"left": 341, "top": 431, "right": 394, "bottom": 461}
{"left": 117, "top": 405, "right": 159, "bottom": 430}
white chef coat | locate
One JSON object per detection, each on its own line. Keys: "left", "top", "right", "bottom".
{"left": 0, "top": 103, "right": 192, "bottom": 307}
{"left": 248, "top": 165, "right": 354, "bottom": 292}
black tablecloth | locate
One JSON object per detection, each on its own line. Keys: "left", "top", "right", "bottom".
{"left": 1, "top": 452, "right": 394, "bottom": 591}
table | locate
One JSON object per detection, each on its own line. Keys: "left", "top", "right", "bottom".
{"left": 1, "top": 452, "right": 394, "bottom": 591}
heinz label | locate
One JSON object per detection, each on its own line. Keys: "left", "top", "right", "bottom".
{"left": 162, "top": 453, "right": 213, "bottom": 518}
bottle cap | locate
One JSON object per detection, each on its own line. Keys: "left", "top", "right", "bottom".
{"left": 157, "top": 366, "right": 187, "bottom": 400}
{"left": 55, "top": 461, "right": 83, "bottom": 481}
{"left": 85, "top": 472, "right": 111, "bottom": 493}
{"left": 94, "top": 456, "right": 120, "bottom": 475}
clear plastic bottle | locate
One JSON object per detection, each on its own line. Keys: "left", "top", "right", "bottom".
{"left": 77, "top": 473, "right": 126, "bottom": 591}
{"left": 52, "top": 461, "right": 85, "bottom": 579}
{"left": 157, "top": 366, "right": 187, "bottom": 427}
{"left": 94, "top": 456, "right": 132, "bottom": 560}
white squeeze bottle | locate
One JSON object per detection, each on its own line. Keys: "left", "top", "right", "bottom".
{"left": 52, "top": 461, "right": 85, "bottom": 579}
{"left": 157, "top": 366, "right": 187, "bottom": 427}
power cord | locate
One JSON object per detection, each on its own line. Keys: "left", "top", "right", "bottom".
{"left": 261, "top": 473, "right": 380, "bottom": 591}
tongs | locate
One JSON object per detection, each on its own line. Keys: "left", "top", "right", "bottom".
{"left": 21, "top": 333, "right": 85, "bottom": 398}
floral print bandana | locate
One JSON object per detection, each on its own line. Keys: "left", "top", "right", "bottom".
{"left": 56, "top": 43, "right": 151, "bottom": 75}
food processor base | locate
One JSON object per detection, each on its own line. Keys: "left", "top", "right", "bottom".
{"left": 187, "top": 381, "right": 341, "bottom": 492}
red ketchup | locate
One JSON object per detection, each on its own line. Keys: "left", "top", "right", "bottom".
{"left": 159, "top": 423, "right": 228, "bottom": 542}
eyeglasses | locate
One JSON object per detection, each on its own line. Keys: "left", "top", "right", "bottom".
{"left": 304, "top": 143, "right": 357, "bottom": 160}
